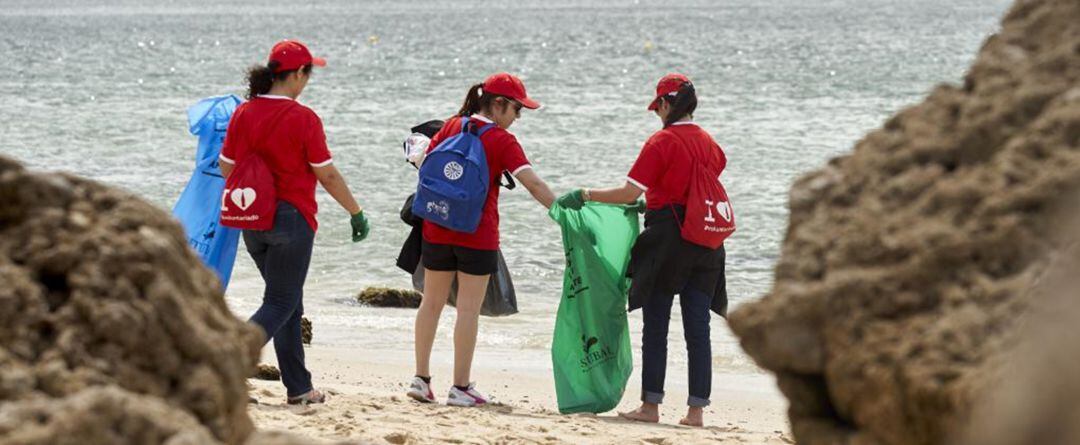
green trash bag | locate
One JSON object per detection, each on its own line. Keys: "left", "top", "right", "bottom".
{"left": 549, "top": 201, "right": 640, "bottom": 414}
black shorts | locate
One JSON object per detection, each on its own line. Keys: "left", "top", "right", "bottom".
{"left": 422, "top": 241, "right": 498, "bottom": 276}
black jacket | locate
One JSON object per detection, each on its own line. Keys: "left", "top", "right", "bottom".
{"left": 396, "top": 194, "right": 423, "bottom": 273}
{"left": 627, "top": 206, "right": 728, "bottom": 317}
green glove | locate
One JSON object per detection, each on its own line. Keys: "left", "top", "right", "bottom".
{"left": 350, "top": 211, "right": 370, "bottom": 242}
{"left": 626, "top": 199, "right": 647, "bottom": 214}
{"left": 556, "top": 189, "right": 585, "bottom": 210}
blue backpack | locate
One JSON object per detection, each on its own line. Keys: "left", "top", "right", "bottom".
{"left": 412, "top": 117, "right": 495, "bottom": 233}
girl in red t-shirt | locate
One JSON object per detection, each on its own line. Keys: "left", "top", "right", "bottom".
{"left": 556, "top": 74, "right": 729, "bottom": 427}
{"left": 407, "top": 73, "right": 557, "bottom": 407}
{"left": 221, "top": 41, "right": 370, "bottom": 406}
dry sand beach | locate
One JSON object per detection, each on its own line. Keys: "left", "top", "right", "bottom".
{"left": 248, "top": 346, "right": 790, "bottom": 444}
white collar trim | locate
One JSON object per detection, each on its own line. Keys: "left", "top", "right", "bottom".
{"left": 258, "top": 94, "right": 293, "bottom": 101}
{"left": 470, "top": 114, "right": 495, "bottom": 124}
{"left": 671, "top": 121, "right": 696, "bottom": 126}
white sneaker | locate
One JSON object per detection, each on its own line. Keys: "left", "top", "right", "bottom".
{"left": 406, "top": 377, "right": 436, "bottom": 404}
{"left": 446, "top": 383, "right": 488, "bottom": 407}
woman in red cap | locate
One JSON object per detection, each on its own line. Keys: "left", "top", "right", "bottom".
{"left": 220, "top": 40, "right": 370, "bottom": 405}
{"left": 407, "top": 72, "right": 556, "bottom": 407}
{"left": 556, "top": 73, "right": 729, "bottom": 427}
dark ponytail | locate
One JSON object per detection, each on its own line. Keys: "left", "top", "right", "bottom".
{"left": 457, "top": 83, "right": 485, "bottom": 117}
{"left": 246, "top": 61, "right": 277, "bottom": 100}
{"left": 662, "top": 82, "right": 698, "bottom": 128}
{"left": 456, "top": 82, "right": 511, "bottom": 118}
{"left": 245, "top": 61, "right": 313, "bottom": 100}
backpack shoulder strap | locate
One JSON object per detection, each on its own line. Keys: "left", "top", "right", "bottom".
{"left": 667, "top": 126, "right": 719, "bottom": 169}
{"left": 475, "top": 123, "right": 496, "bottom": 137}
{"left": 500, "top": 171, "right": 517, "bottom": 190}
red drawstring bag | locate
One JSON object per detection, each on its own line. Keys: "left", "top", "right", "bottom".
{"left": 672, "top": 133, "right": 735, "bottom": 249}
{"left": 220, "top": 154, "right": 277, "bottom": 230}
{"left": 220, "top": 103, "right": 294, "bottom": 231}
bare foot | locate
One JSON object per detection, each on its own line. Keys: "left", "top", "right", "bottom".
{"left": 678, "top": 417, "right": 703, "bottom": 427}
{"left": 679, "top": 407, "right": 704, "bottom": 427}
{"left": 619, "top": 403, "right": 660, "bottom": 423}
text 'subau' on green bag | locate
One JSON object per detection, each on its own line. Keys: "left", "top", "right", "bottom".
{"left": 549, "top": 202, "right": 639, "bottom": 414}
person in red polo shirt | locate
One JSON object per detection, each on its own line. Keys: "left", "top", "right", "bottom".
{"left": 556, "top": 74, "right": 729, "bottom": 427}
{"left": 407, "top": 73, "right": 557, "bottom": 407}
{"left": 220, "top": 40, "right": 370, "bottom": 405}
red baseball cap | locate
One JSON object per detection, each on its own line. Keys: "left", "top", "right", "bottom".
{"left": 648, "top": 73, "right": 692, "bottom": 111}
{"left": 268, "top": 40, "right": 326, "bottom": 73}
{"left": 482, "top": 73, "right": 540, "bottom": 109}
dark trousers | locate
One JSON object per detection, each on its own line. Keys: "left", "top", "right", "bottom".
{"left": 641, "top": 282, "right": 713, "bottom": 407}
{"left": 244, "top": 201, "right": 315, "bottom": 398}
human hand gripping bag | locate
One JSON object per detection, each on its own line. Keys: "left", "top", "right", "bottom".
{"left": 549, "top": 201, "right": 639, "bottom": 414}
{"left": 219, "top": 104, "right": 294, "bottom": 231}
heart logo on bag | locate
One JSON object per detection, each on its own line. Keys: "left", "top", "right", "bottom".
{"left": 717, "top": 201, "right": 733, "bottom": 222}
{"left": 231, "top": 188, "right": 257, "bottom": 211}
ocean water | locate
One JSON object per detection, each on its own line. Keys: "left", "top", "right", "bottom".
{"left": 1, "top": 0, "right": 1010, "bottom": 374}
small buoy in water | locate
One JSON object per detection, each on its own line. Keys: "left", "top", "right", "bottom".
{"left": 368, "top": 35, "right": 379, "bottom": 46}
{"left": 644, "top": 40, "right": 655, "bottom": 52}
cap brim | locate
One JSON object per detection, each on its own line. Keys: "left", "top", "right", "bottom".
{"left": 647, "top": 96, "right": 662, "bottom": 111}
{"left": 519, "top": 97, "right": 541, "bottom": 110}
{"left": 311, "top": 57, "right": 327, "bottom": 67}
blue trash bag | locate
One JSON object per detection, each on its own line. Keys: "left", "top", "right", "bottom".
{"left": 172, "top": 94, "right": 244, "bottom": 290}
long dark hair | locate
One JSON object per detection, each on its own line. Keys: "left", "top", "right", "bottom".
{"left": 661, "top": 82, "right": 698, "bottom": 128}
{"left": 457, "top": 83, "right": 508, "bottom": 117}
{"left": 246, "top": 61, "right": 313, "bottom": 99}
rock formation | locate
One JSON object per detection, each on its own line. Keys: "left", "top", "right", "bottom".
{"left": 960, "top": 231, "right": 1080, "bottom": 445}
{"left": 0, "top": 386, "right": 218, "bottom": 445}
{"left": 302, "top": 316, "right": 313, "bottom": 345}
{"left": 0, "top": 156, "right": 262, "bottom": 444}
{"left": 254, "top": 364, "right": 282, "bottom": 381}
{"left": 357, "top": 287, "right": 422, "bottom": 308}
{"left": 728, "top": 0, "right": 1080, "bottom": 444}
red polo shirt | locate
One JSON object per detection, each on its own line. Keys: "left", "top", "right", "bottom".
{"left": 422, "top": 115, "right": 532, "bottom": 250}
{"left": 220, "top": 95, "right": 332, "bottom": 232}
{"left": 627, "top": 122, "right": 727, "bottom": 210}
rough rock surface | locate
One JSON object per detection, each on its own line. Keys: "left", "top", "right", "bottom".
{"left": 0, "top": 386, "right": 218, "bottom": 445}
{"left": 728, "top": 0, "right": 1080, "bottom": 444}
{"left": 302, "top": 316, "right": 313, "bottom": 345}
{"left": 356, "top": 287, "right": 422, "bottom": 308}
{"left": 0, "top": 156, "right": 262, "bottom": 444}
{"left": 961, "top": 234, "right": 1080, "bottom": 445}
{"left": 254, "top": 364, "right": 281, "bottom": 381}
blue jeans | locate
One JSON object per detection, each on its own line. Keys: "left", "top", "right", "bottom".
{"left": 641, "top": 283, "right": 713, "bottom": 407}
{"left": 244, "top": 201, "right": 315, "bottom": 398}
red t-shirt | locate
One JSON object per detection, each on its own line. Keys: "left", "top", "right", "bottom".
{"left": 627, "top": 122, "right": 727, "bottom": 210}
{"left": 220, "top": 95, "right": 332, "bottom": 232}
{"left": 422, "top": 115, "right": 531, "bottom": 250}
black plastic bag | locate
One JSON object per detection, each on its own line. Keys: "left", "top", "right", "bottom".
{"left": 411, "top": 251, "right": 519, "bottom": 317}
